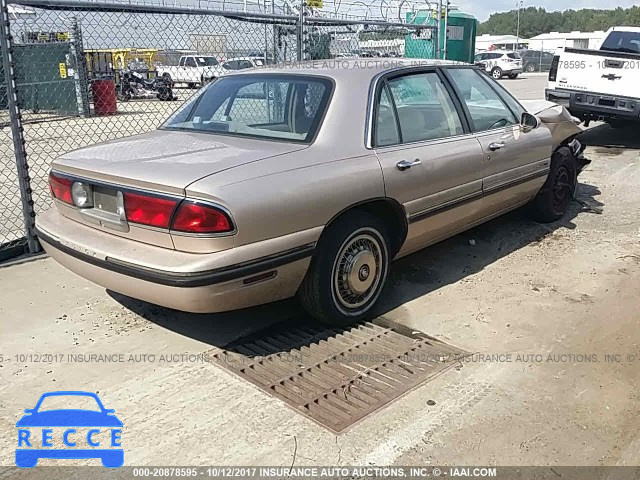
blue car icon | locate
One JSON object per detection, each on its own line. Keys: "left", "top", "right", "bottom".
{"left": 16, "top": 391, "right": 123, "bottom": 468}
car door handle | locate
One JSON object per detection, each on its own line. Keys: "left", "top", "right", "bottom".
{"left": 489, "top": 142, "right": 505, "bottom": 151}
{"left": 396, "top": 159, "right": 421, "bottom": 171}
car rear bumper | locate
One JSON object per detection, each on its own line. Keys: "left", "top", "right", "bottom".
{"left": 505, "top": 67, "right": 523, "bottom": 74}
{"left": 36, "top": 208, "right": 315, "bottom": 313}
{"left": 546, "top": 88, "right": 640, "bottom": 121}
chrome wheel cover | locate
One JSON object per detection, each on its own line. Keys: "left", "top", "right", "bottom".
{"left": 332, "top": 231, "right": 384, "bottom": 311}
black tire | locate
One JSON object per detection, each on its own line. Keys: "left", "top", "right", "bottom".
{"left": 162, "top": 73, "right": 172, "bottom": 85}
{"left": 491, "top": 67, "right": 503, "bottom": 79}
{"left": 116, "top": 89, "right": 131, "bottom": 102}
{"left": 525, "top": 62, "right": 537, "bottom": 73}
{"left": 298, "top": 211, "right": 390, "bottom": 326}
{"left": 509, "top": 73, "right": 519, "bottom": 79}
{"left": 528, "top": 146, "right": 577, "bottom": 223}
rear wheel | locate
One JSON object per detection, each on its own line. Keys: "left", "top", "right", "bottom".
{"left": 508, "top": 73, "right": 519, "bottom": 79}
{"left": 528, "top": 146, "right": 577, "bottom": 223}
{"left": 298, "top": 211, "right": 390, "bottom": 326}
{"left": 491, "top": 67, "right": 503, "bottom": 79}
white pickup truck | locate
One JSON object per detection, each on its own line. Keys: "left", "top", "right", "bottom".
{"left": 156, "top": 55, "right": 221, "bottom": 87}
{"left": 546, "top": 26, "right": 640, "bottom": 128}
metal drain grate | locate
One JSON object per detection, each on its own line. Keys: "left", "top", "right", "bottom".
{"left": 209, "top": 319, "right": 467, "bottom": 433}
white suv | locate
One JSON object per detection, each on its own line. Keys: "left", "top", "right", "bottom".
{"left": 474, "top": 51, "right": 523, "bottom": 79}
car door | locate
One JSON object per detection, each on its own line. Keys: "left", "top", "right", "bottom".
{"left": 372, "top": 69, "right": 486, "bottom": 256}
{"left": 444, "top": 67, "right": 552, "bottom": 216}
{"left": 184, "top": 56, "right": 198, "bottom": 82}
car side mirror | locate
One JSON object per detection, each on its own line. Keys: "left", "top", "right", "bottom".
{"left": 24, "top": 409, "right": 34, "bottom": 414}
{"left": 521, "top": 112, "right": 540, "bottom": 132}
{"left": 104, "top": 408, "right": 115, "bottom": 414}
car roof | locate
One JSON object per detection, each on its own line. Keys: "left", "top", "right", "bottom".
{"left": 232, "top": 57, "right": 468, "bottom": 80}
{"left": 38, "top": 390, "right": 99, "bottom": 398}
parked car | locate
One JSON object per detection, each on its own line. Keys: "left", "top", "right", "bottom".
{"left": 37, "top": 60, "right": 587, "bottom": 325}
{"left": 474, "top": 50, "right": 523, "bottom": 79}
{"left": 156, "top": 55, "right": 220, "bottom": 87}
{"left": 520, "top": 49, "right": 555, "bottom": 72}
{"left": 203, "top": 57, "right": 266, "bottom": 82}
{"left": 546, "top": 26, "right": 640, "bottom": 128}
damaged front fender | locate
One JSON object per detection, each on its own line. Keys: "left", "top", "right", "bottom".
{"left": 520, "top": 100, "right": 583, "bottom": 150}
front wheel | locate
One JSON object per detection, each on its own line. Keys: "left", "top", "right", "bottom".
{"left": 509, "top": 73, "right": 519, "bottom": 79}
{"left": 525, "top": 63, "right": 537, "bottom": 72}
{"left": 528, "top": 146, "right": 577, "bottom": 223}
{"left": 298, "top": 211, "right": 390, "bottom": 326}
{"left": 491, "top": 67, "right": 503, "bottom": 79}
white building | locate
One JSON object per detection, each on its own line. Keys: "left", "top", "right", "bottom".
{"left": 527, "top": 31, "right": 607, "bottom": 51}
{"left": 475, "top": 34, "right": 528, "bottom": 52}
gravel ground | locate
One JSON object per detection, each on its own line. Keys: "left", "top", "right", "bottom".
{"left": 1, "top": 73, "right": 639, "bottom": 471}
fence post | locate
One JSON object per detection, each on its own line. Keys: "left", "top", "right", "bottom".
{"left": 296, "top": 0, "right": 304, "bottom": 60}
{"left": 0, "top": 0, "right": 39, "bottom": 254}
{"left": 68, "top": 16, "right": 90, "bottom": 117}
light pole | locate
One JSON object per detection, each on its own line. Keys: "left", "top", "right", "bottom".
{"left": 515, "top": 0, "right": 523, "bottom": 51}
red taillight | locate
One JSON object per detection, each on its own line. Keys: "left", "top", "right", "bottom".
{"left": 171, "top": 202, "right": 233, "bottom": 233}
{"left": 123, "top": 192, "right": 177, "bottom": 229}
{"left": 49, "top": 172, "right": 73, "bottom": 204}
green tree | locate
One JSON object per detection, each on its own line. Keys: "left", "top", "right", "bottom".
{"left": 478, "top": 6, "right": 640, "bottom": 38}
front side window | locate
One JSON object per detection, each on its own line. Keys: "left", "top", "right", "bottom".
{"left": 382, "top": 72, "right": 464, "bottom": 144}
{"left": 185, "top": 57, "right": 197, "bottom": 67}
{"left": 163, "top": 75, "right": 331, "bottom": 143}
{"left": 447, "top": 68, "right": 518, "bottom": 132}
{"left": 237, "top": 60, "right": 255, "bottom": 69}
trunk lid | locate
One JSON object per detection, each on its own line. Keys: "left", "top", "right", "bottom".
{"left": 51, "top": 130, "right": 306, "bottom": 251}
{"left": 54, "top": 129, "right": 306, "bottom": 194}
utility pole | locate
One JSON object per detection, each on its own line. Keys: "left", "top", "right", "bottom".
{"left": 436, "top": 0, "right": 442, "bottom": 59}
{"left": 443, "top": 0, "right": 449, "bottom": 60}
{"left": 515, "top": 0, "right": 523, "bottom": 51}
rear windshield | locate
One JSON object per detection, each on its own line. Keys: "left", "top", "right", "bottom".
{"left": 162, "top": 74, "right": 332, "bottom": 143}
{"left": 507, "top": 52, "right": 521, "bottom": 59}
{"left": 601, "top": 31, "right": 640, "bottom": 54}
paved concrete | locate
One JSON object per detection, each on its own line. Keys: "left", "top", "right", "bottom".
{"left": 1, "top": 74, "right": 640, "bottom": 469}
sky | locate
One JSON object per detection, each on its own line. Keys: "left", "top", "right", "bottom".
{"left": 454, "top": 0, "right": 640, "bottom": 21}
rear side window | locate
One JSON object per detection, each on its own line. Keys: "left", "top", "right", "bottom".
{"left": 374, "top": 86, "right": 400, "bottom": 146}
{"left": 507, "top": 52, "right": 521, "bottom": 59}
{"left": 374, "top": 71, "right": 464, "bottom": 145}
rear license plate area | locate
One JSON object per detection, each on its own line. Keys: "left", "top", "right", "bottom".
{"left": 93, "top": 186, "right": 119, "bottom": 214}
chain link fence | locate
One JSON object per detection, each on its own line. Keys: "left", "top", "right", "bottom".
{"left": 0, "top": 0, "right": 437, "bottom": 261}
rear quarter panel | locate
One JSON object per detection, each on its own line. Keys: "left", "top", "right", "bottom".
{"left": 185, "top": 149, "right": 386, "bottom": 248}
